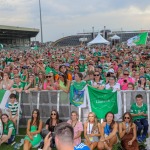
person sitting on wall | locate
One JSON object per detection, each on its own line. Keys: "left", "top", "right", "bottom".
{"left": 130, "top": 94, "right": 148, "bottom": 142}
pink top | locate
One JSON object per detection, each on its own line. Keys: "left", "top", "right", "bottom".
{"left": 118, "top": 77, "right": 135, "bottom": 90}
{"left": 43, "top": 81, "right": 58, "bottom": 90}
{"left": 67, "top": 120, "right": 83, "bottom": 146}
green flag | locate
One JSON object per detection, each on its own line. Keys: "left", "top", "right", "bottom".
{"left": 127, "top": 32, "right": 148, "bottom": 46}
{"left": 0, "top": 90, "right": 11, "bottom": 108}
{"left": 87, "top": 86, "right": 118, "bottom": 119}
{"left": 70, "top": 81, "right": 87, "bottom": 108}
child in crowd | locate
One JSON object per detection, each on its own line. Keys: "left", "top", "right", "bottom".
{"left": 130, "top": 94, "right": 148, "bottom": 142}
{"left": 8, "top": 93, "right": 21, "bottom": 126}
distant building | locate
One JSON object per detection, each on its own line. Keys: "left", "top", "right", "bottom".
{"left": 0, "top": 25, "right": 39, "bottom": 47}
{"left": 52, "top": 30, "right": 150, "bottom": 47}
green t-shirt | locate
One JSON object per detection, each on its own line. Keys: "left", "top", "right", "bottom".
{"left": 79, "top": 64, "right": 87, "bottom": 72}
{"left": 13, "top": 82, "right": 24, "bottom": 89}
{"left": 130, "top": 103, "right": 147, "bottom": 121}
{"left": 5, "top": 57, "right": 13, "bottom": 64}
{"left": 3, "top": 120, "right": 16, "bottom": 136}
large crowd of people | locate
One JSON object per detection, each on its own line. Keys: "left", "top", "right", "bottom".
{"left": 0, "top": 44, "right": 150, "bottom": 149}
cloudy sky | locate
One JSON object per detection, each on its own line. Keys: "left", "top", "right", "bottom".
{"left": 1, "top": 0, "right": 150, "bottom": 42}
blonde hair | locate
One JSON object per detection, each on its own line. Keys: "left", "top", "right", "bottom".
{"left": 87, "top": 112, "right": 99, "bottom": 133}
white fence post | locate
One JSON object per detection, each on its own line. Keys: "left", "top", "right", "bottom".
{"left": 16, "top": 92, "right": 21, "bottom": 134}
{"left": 146, "top": 91, "right": 150, "bottom": 135}
{"left": 123, "top": 92, "right": 127, "bottom": 113}
{"left": 37, "top": 92, "right": 40, "bottom": 109}
{"left": 57, "top": 91, "right": 60, "bottom": 113}
{"left": 78, "top": 108, "right": 81, "bottom": 121}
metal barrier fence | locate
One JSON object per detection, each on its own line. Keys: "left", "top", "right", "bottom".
{"left": 17, "top": 90, "right": 150, "bottom": 134}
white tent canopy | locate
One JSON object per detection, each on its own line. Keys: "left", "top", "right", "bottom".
{"left": 87, "top": 33, "right": 110, "bottom": 46}
{"left": 110, "top": 34, "right": 120, "bottom": 40}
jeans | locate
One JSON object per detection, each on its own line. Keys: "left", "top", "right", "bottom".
{"left": 134, "top": 118, "right": 149, "bottom": 137}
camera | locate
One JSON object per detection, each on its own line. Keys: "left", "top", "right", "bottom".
{"left": 50, "top": 132, "right": 56, "bottom": 148}
{"left": 124, "top": 79, "right": 127, "bottom": 83}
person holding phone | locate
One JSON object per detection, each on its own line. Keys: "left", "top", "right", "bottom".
{"left": 119, "top": 112, "right": 139, "bottom": 150}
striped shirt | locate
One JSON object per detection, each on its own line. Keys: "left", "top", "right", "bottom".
{"left": 8, "top": 102, "right": 19, "bottom": 117}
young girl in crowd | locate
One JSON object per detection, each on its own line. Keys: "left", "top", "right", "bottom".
{"left": 84, "top": 112, "right": 101, "bottom": 150}
{"left": 24, "top": 109, "right": 42, "bottom": 150}
{"left": 67, "top": 111, "right": 83, "bottom": 146}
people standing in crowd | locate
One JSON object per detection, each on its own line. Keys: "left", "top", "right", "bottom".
{"left": 92, "top": 71, "right": 105, "bottom": 90}
{"left": 43, "top": 72, "right": 58, "bottom": 90}
{"left": 119, "top": 112, "right": 139, "bottom": 150}
{"left": 67, "top": 111, "right": 83, "bottom": 146}
{"left": 0, "top": 114, "right": 16, "bottom": 145}
{"left": 84, "top": 112, "right": 101, "bottom": 150}
{"left": 118, "top": 69, "right": 135, "bottom": 90}
{"left": 45, "top": 110, "right": 62, "bottom": 132}
{"left": 97, "top": 112, "right": 118, "bottom": 150}
{"left": 130, "top": 94, "right": 148, "bottom": 142}
{"left": 24, "top": 109, "right": 42, "bottom": 150}
{"left": 0, "top": 72, "right": 13, "bottom": 90}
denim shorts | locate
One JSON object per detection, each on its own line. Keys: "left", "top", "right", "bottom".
{"left": 7, "top": 135, "right": 15, "bottom": 144}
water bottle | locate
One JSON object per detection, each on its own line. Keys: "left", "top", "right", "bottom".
{"left": 126, "top": 122, "right": 129, "bottom": 132}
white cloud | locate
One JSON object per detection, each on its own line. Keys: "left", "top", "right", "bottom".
{"left": 0, "top": 0, "right": 150, "bottom": 42}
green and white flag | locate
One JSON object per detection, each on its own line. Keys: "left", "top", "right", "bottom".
{"left": 70, "top": 81, "right": 87, "bottom": 108}
{"left": 0, "top": 90, "right": 11, "bottom": 109}
{"left": 87, "top": 86, "right": 118, "bottom": 119}
{"left": 127, "top": 32, "right": 148, "bottom": 46}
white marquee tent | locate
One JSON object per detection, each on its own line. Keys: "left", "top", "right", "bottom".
{"left": 87, "top": 33, "right": 110, "bottom": 46}
{"left": 110, "top": 34, "right": 120, "bottom": 40}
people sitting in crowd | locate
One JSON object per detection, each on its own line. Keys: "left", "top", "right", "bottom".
{"left": 0, "top": 114, "right": 16, "bottom": 145}
{"left": 67, "top": 111, "right": 83, "bottom": 146}
{"left": 119, "top": 112, "right": 139, "bottom": 150}
{"left": 24, "top": 109, "right": 42, "bottom": 150}
{"left": 130, "top": 94, "right": 148, "bottom": 142}
{"left": 98, "top": 112, "right": 118, "bottom": 150}
{"left": 84, "top": 112, "right": 101, "bottom": 150}
{"left": 45, "top": 110, "right": 62, "bottom": 133}
{"left": 43, "top": 122, "right": 90, "bottom": 150}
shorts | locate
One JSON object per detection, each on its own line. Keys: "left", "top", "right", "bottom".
{"left": 7, "top": 135, "right": 15, "bottom": 144}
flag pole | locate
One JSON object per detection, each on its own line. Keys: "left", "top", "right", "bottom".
{"left": 39, "top": 0, "right": 43, "bottom": 43}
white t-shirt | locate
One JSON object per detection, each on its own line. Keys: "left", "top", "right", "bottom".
{"left": 105, "top": 83, "right": 120, "bottom": 91}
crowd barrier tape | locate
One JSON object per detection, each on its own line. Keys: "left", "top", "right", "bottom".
{"left": 16, "top": 90, "right": 150, "bottom": 135}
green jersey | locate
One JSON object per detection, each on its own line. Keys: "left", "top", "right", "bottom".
{"left": 79, "top": 64, "right": 87, "bottom": 72}
{"left": 3, "top": 120, "right": 16, "bottom": 136}
{"left": 130, "top": 103, "right": 147, "bottom": 121}
{"left": 13, "top": 82, "right": 24, "bottom": 89}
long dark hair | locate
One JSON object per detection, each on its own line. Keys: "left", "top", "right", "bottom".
{"left": 49, "top": 110, "right": 59, "bottom": 127}
{"left": 59, "top": 72, "right": 67, "bottom": 86}
{"left": 105, "top": 112, "right": 115, "bottom": 131}
{"left": 30, "top": 109, "right": 40, "bottom": 129}
{"left": 123, "top": 112, "right": 133, "bottom": 127}
{"left": 1, "top": 114, "right": 10, "bottom": 131}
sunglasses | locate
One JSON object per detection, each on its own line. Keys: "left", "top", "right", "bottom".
{"left": 46, "top": 76, "right": 52, "bottom": 78}
{"left": 94, "top": 74, "right": 100, "bottom": 76}
{"left": 124, "top": 74, "right": 129, "bottom": 76}
{"left": 75, "top": 68, "right": 79, "bottom": 70}
{"left": 124, "top": 117, "right": 130, "bottom": 119}
{"left": 51, "top": 113, "right": 56, "bottom": 116}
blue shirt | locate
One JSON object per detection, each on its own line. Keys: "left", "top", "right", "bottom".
{"left": 74, "top": 143, "right": 90, "bottom": 150}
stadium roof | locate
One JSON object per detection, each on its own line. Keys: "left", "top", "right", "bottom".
{"left": 0, "top": 25, "right": 39, "bottom": 39}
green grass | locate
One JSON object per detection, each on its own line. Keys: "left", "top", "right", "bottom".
{"left": 0, "top": 128, "right": 145, "bottom": 150}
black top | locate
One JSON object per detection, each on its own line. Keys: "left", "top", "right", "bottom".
{"left": 46, "top": 118, "right": 62, "bottom": 132}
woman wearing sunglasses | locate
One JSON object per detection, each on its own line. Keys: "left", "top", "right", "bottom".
{"left": 119, "top": 112, "right": 139, "bottom": 150}
{"left": 43, "top": 72, "right": 58, "bottom": 90}
{"left": 45, "top": 110, "right": 61, "bottom": 132}
{"left": 92, "top": 71, "right": 105, "bottom": 90}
